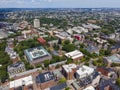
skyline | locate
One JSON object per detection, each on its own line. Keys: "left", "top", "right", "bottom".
{"left": 1, "top": 0, "right": 120, "bottom": 8}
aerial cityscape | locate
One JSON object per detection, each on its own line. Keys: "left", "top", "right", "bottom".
{"left": 0, "top": 0, "right": 120, "bottom": 90}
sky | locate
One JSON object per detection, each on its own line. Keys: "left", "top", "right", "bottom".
{"left": 1, "top": 0, "right": 120, "bottom": 8}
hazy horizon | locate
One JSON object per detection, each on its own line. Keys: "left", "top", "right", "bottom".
{"left": 1, "top": 0, "right": 120, "bottom": 8}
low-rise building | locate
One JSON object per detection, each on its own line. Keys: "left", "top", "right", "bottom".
{"left": 76, "top": 65, "right": 94, "bottom": 79}
{"left": 36, "top": 72, "right": 56, "bottom": 90}
{"left": 62, "top": 64, "right": 77, "bottom": 80}
{"left": 24, "top": 46, "right": 52, "bottom": 65}
{"left": 110, "top": 44, "right": 120, "bottom": 54}
{"left": 97, "top": 67, "right": 115, "bottom": 77}
{"left": 86, "top": 44, "right": 100, "bottom": 54}
{"left": 72, "top": 65, "right": 100, "bottom": 89}
{"left": 104, "top": 54, "right": 120, "bottom": 65}
{"left": 65, "top": 50, "right": 84, "bottom": 61}
{"left": 37, "top": 37, "right": 46, "bottom": 44}
{"left": 7, "top": 62, "right": 26, "bottom": 78}
{"left": 82, "top": 23, "right": 101, "bottom": 30}
{"left": 83, "top": 86, "right": 95, "bottom": 90}
{"left": 97, "top": 79, "right": 120, "bottom": 90}
{"left": 9, "top": 76, "right": 33, "bottom": 90}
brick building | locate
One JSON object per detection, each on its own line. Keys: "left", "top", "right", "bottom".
{"left": 36, "top": 72, "right": 56, "bottom": 90}
{"left": 62, "top": 64, "right": 77, "bottom": 80}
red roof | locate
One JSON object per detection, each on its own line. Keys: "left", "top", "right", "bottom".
{"left": 74, "top": 36, "right": 81, "bottom": 40}
{"left": 37, "top": 38, "right": 46, "bottom": 44}
{"left": 97, "top": 67, "right": 109, "bottom": 76}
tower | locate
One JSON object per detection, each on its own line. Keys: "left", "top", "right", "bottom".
{"left": 34, "top": 19, "right": 40, "bottom": 28}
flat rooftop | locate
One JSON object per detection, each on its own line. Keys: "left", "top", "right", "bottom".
{"left": 76, "top": 65, "right": 94, "bottom": 78}
{"left": 24, "top": 46, "right": 51, "bottom": 62}
{"left": 65, "top": 50, "right": 83, "bottom": 60}
{"left": 36, "top": 72, "right": 55, "bottom": 83}
{"left": 9, "top": 76, "right": 33, "bottom": 88}
{"left": 106, "top": 54, "right": 120, "bottom": 63}
{"left": 62, "top": 64, "right": 77, "bottom": 73}
{"left": 83, "top": 86, "right": 95, "bottom": 90}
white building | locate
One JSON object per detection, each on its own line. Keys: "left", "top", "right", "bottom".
{"left": 65, "top": 50, "right": 84, "bottom": 60}
{"left": 83, "top": 86, "right": 95, "bottom": 90}
{"left": 9, "top": 76, "right": 33, "bottom": 89}
{"left": 34, "top": 19, "right": 40, "bottom": 28}
{"left": 76, "top": 65, "right": 94, "bottom": 79}
{"left": 62, "top": 64, "right": 77, "bottom": 73}
{"left": 69, "top": 26, "right": 88, "bottom": 34}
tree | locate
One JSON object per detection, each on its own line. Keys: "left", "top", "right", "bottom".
{"left": 44, "top": 60, "right": 50, "bottom": 68}
{"left": 58, "top": 78, "right": 66, "bottom": 84}
{"left": 64, "top": 40, "right": 70, "bottom": 45}
{"left": 116, "top": 78, "right": 120, "bottom": 87}
{"left": 66, "top": 58, "right": 73, "bottom": 64}
{"left": 62, "top": 44, "right": 75, "bottom": 52}
{"left": 65, "top": 87, "right": 71, "bottom": 90}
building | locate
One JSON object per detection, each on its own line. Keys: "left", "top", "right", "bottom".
{"left": 37, "top": 38, "right": 46, "bottom": 44}
{"left": 97, "top": 79, "right": 120, "bottom": 90}
{"left": 86, "top": 44, "right": 100, "bottom": 54}
{"left": 55, "top": 31, "right": 71, "bottom": 40}
{"left": 70, "top": 26, "right": 88, "bottom": 34}
{"left": 47, "top": 82, "right": 67, "bottom": 90}
{"left": 5, "top": 45, "right": 19, "bottom": 63}
{"left": 7, "top": 62, "right": 26, "bottom": 78}
{"left": 104, "top": 54, "right": 120, "bottom": 65}
{"left": 9, "top": 76, "right": 34, "bottom": 90}
{"left": 110, "top": 44, "right": 120, "bottom": 54}
{"left": 21, "top": 30, "right": 39, "bottom": 39}
{"left": 76, "top": 65, "right": 94, "bottom": 79}
{"left": 82, "top": 23, "right": 101, "bottom": 30}
{"left": 65, "top": 50, "right": 84, "bottom": 61}
{"left": 83, "top": 86, "right": 95, "bottom": 90}
{"left": 24, "top": 46, "right": 52, "bottom": 65}
{"left": 34, "top": 19, "right": 40, "bottom": 28}
{"left": 72, "top": 68, "right": 100, "bottom": 90}
{"left": 62, "top": 64, "right": 77, "bottom": 80}
{"left": 97, "top": 67, "right": 115, "bottom": 77}
{"left": 36, "top": 72, "right": 56, "bottom": 90}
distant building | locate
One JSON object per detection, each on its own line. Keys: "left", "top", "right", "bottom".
{"left": 70, "top": 26, "right": 88, "bottom": 34}
{"left": 86, "top": 44, "right": 100, "bottom": 54}
{"left": 24, "top": 46, "right": 52, "bottom": 65}
{"left": 37, "top": 38, "right": 46, "bottom": 44}
{"left": 9, "top": 76, "right": 33, "bottom": 90}
{"left": 34, "top": 19, "right": 40, "bottom": 28}
{"left": 104, "top": 54, "right": 120, "bottom": 65}
{"left": 55, "top": 31, "right": 71, "bottom": 40}
{"left": 21, "top": 30, "right": 39, "bottom": 39}
{"left": 82, "top": 23, "right": 101, "bottom": 30}
{"left": 62, "top": 64, "right": 77, "bottom": 80}
{"left": 5, "top": 46, "right": 19, "bottom": 63}
{"left": 65, "top": 50, "right": 84, "bottom": 61}
{"left": 7, "top": 62, "right": 26, "bottom": 78}
{"left": 110, "top": 44, "right": 120, "bottom": 54}
{"left": 36, "top": 72, "right": 56, "bottom": 90}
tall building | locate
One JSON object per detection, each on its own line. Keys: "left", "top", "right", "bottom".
{"left": 62, "top": 64, "right": 77, "bottom": 80}
{"left": 34, "top": 19, "right": 40, "bottom": 28}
